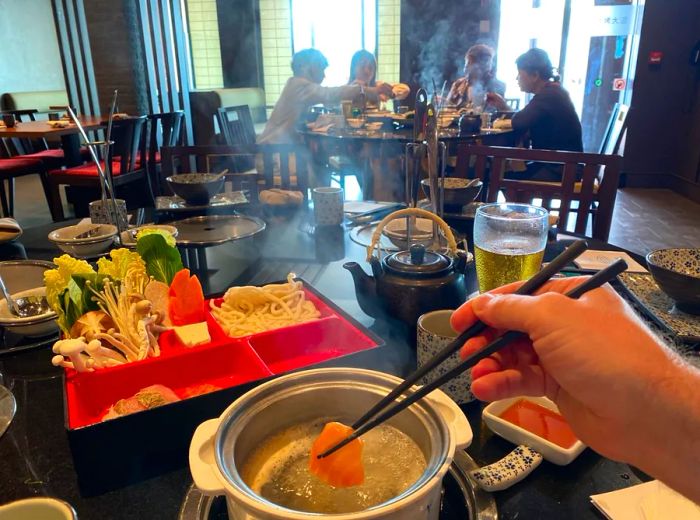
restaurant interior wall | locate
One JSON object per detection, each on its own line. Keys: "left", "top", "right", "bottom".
{"left": 623, "top": 0, "right": 700, "bottom": 203}
{"left": 0, "top": 0, "right": 65, "bottom": 95}
{"left": 398, "top": 0, "right": 500, "bottom": 101}
{"left": 215, "top": 0, "right": 264, "bottom": 89}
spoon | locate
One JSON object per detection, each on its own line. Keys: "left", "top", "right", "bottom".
{"left": 0, "top": 274, "right": 50, "bottom": 318}
{"left": 0, "top": 384, "right": 16, "bottom": 438}
{"left": 74, "top": 225, "right": 102, "bottom": 240}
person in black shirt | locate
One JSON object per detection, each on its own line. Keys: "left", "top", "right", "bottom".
{"left": 488, "top": 48, "right": 583, "bottom": 180}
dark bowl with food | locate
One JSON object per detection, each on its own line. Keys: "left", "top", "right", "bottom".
{"left": 421, "top": 178, "right": 483, "bottom": 212}
{"left": 646, "top": 248, "right": 700, "bottom": 314}
{"left": 166, "top": 173, "right": 225, "bottom": 204}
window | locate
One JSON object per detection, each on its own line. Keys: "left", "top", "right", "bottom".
{"left": 291, "top": 0, "right": 378, "bottom": 86}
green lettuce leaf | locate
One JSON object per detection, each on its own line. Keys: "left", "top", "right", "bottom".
{"left": 136, "top": 233, "right": 183, "bottom": 285}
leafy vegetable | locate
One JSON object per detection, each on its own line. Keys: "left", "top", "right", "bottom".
{"left": 60, "top": 273, "right": 110, "bottom": 333}
{"left": 97, "top": 249, "right": 146, "bottom": 281}
{"left": 44, "top": 255, "right": 96, "bottom": 333}
{"left": 136, "top": 233, "right": 183, "bottom": 285}
{"left": 136, "top": 228, "right": 176, "bottom": 248}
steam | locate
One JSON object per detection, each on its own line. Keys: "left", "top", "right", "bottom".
{"left": 416, "top": 20, "right": 452, "bottom": 94}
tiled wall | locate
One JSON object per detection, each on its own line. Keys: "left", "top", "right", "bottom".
{"left": 377, "top": 0, "right": 401, "bottom": 84}
{"left": 259, "top": 0, "right": 293, "bottom": 110}
{"left": 186, "top": 0, "right": 224, "bottom": 89}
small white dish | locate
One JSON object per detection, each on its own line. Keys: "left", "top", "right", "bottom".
{"left": 482, "top": 396, "right": 586, "bottom": 465}
{"left": 48, "top": 223, "right": 117, "bottom": 257}
{"left": 346, "top": 118, "right": 365, "bottom": 129}
{"left": 0, "top": 287, "right": 57, "bottom": 337}
{"left": 120, "top": 224, "right": 178, "bottom": 247}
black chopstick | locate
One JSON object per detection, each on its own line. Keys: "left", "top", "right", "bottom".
{"left": 318, "top": 258, "right": 627, "bottom": 459}
{"left": 350, "top": 239, "right": 588, "bottom": 430}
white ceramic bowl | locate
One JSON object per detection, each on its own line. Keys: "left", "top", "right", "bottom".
{"left": 120, "top": 224, "right": 178, "bottom": 247}
{"left": 346, "top": 118, "right": 365, "bottom": 129}
{"left": 482, "top": 396, "right": 586, "bottom": 465}
{"left": 0, "top": 497, "right": 77, "bottom": 520}
{"left": 382, "top": 217, "right": 436, "bottom": 249}
{"left": 0, "top": 260, "right": 58, "bottom": 337}
{"left": 48, "top": 223, "right": 117, "bottom": 257}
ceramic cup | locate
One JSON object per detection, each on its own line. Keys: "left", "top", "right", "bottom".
{"left": 312, "top": 187, "right": 344, "bottom": 226}
{"left": 0, "top": 497, "right": 77, "bottom": 520}
{"left": 417, "top": 309, "right": 475, "bottom": 404}
{"left": 89, "top": 199, "right": 128, "bottom": 229}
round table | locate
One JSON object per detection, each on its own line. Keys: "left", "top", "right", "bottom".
{"left": 300, "top": 126, "right": 515, "bottom": 202}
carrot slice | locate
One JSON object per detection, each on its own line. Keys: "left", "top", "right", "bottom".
{"left": 168, "top": 269, "right": 205, "bottom": 325}
{"left": 309, "top": 421, "right": 364, "bottom": 487}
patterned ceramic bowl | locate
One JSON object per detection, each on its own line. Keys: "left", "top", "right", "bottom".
{"left": 646, "top": 248, "right": 700, "bottom": 314}
{"left": 166, "top": 173, "right": 224, "bottom": 204}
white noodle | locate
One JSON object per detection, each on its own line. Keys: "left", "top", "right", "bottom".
{"left": 210, "top": 274, "right": 321, "bottom": 337}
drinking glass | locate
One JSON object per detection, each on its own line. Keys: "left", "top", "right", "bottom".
{"left": 473, "top": 203, "right": 549, "bottom": 292}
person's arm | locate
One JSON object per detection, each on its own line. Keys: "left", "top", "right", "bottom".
{"left": 510, "top": 93, "right": 547, "bottom": 131}
{"left": 447, "top": 78, "right": 466, "bottom": 105}
{"left": 294, "top": 81, "right": 392, "bottom": 106}
{"left": 450, "top": 278, "right": 700, "bottom": 503}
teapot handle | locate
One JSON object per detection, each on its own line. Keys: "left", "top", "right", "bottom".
{"left": 366, "top": 208, "right": 458, "bottom": 262}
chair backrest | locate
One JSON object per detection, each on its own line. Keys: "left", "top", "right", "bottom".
{"left": 107, "top": 116, "right": 147, "bottom": 179}
{"left": 456, "top": 144, "right": 622, "bottom": 241}
{"left": 216, "top": 105, "right": 256, "bottom": 146}
{"left": 145, "top": 111, "right": 185, "bottom": 195}
{"left": 0, "top": 109, "right": 47, "bottom": 154}
{"left": 161, "top": 144, "right": 309, "bottom": 199}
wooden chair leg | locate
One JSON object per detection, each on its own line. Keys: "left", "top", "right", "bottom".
{"left": 45, "top": 178, "right": 66, "bottom": 221}
{"left": 0, "top": 179, "right": 9, "bottom": 218}
{"left": 7, "top": 177, "right": 15, "bottom": 217}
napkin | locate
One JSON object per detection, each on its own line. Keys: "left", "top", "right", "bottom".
{"left": 574, "top": 250, "right": 647, "bottom": 273}
{"left": 591, "top": 481, "right": 700, "bottom": 520}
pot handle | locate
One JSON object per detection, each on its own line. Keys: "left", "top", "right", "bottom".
{"left": 425, "top": 388, "right": 473, "bottom": 450}
{"left": 189, "top": 418, "right": 226, "bottom": 496}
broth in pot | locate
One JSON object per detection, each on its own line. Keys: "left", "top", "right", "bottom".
{"left": 240, "top": 419, "right": 427, "bottom": 514}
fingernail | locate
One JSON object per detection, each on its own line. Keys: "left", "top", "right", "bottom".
{"left": 472, "top": 293, "right": 494, "bottom": 313}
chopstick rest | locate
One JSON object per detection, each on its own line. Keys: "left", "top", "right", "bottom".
{"left": 469, "top": 446, "right": 543, "bottom": 492}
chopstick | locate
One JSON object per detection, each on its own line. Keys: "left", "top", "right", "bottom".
{"left": 318, "top": 257, "right": 628, "bottom": 459}
{"left": 350, "top": 239, "right": 588, "bottom": 431}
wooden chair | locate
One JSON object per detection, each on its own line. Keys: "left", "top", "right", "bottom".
{"left": 161, "top": 144, "right": 310, "bottom": 201}
{"left": 145, "top": 111, "right": 185, "bottom": 200}
{"left": 0, "top": 109, "right": 67, "bottom": 168}
{"left": 47, "top": 116, "right": 147, "bottom": 221}
{"left": 216, "top": 105, "right": 256, "bottom": 146}
{"left": 0, "top": 157, "right": 50, "bottom": 217}
{"left": 456, "top": 144, "right": 622, "bottom": 241}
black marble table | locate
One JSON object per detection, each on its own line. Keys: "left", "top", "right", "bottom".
{"left": 0, "top": 206, "right": 647, "bottom": 519}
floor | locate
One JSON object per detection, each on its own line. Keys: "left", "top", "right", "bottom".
{"left": 9, "top": 173, "right": 700, "bottom": 256}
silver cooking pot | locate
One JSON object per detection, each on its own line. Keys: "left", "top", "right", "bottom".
{"left": 189, "top": 368, "right": 472, "bottom": 520}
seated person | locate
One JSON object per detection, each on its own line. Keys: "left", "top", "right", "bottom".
{"left": 258, "top": 48, "right": 393, "bottom": 145}
{"left": 347, "top": 49, "right": 410, "bottom": 110}
{"left": 447, "top": 44, "right": 506, "bottom": 111}
{"left": 487, "top": 48, "right": 583, "bottom": 181}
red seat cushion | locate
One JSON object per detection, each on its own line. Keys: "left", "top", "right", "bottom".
{"left": 0, "top": 157, "right": 44, "bottom": 172}
{"left": 49, "top": 160, "right": 124, "bottom": 177}
{"left": 23, "top": 149, "right": 65, "bottom": 160}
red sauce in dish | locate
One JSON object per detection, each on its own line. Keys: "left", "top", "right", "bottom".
{"left": 498, "top": 399, "right": 578, "bottom": 449}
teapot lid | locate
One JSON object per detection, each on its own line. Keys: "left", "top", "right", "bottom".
{"left": 384, "top": 244, "right": 451, "bottom": 276}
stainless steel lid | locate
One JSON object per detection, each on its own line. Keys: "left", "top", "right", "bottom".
{"left": 169, "top": 215, "right": 266, "bottom": 247}
{"left": 384, "top": 244, "right": 452, "bottom": 276}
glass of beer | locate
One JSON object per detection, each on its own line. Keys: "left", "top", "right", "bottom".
{"left": 473, "top": 203, "right": 549, "bottom": 292}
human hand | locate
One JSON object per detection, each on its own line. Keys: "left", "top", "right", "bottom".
{"left": 375, "top": 82, "right": 395, "bottom": 98}
{"left": 450, "top": 278, "right": 677, "bottom": 462}
{"left": 485, "top": 92, "right": 509, "bottom": 110}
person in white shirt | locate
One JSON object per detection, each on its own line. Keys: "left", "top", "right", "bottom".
{"left": 258, "top": 48, "right": 394, "bottom": 145}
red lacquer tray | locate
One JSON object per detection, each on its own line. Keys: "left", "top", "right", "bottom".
{"left": 63, "top": 280, "right": 384, "bottom": 495}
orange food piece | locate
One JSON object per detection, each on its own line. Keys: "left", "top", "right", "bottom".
{"left": 309, "top": 421, "right": 364, "bottom": 487}
{"left": 168, "top": 269, "right": 205, "bottom": 325}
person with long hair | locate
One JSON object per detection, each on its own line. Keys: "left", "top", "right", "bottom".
{"left": 346, "top": 49, "right": 410, "bottom": 106}
{"left": 447, "top": 44, "right": 506, "bottom": 109}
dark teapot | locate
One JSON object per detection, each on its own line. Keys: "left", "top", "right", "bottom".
{"left": 344, "top": 210, "right": 471, "bottom": 326}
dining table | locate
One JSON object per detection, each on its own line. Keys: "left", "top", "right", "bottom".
{"left": 0, "top": 203, "right": 686, "bottom": 519}
{"left": 0, "top": 117, "right": 104, "bottom": 166}
{"left": 300, "top": 126, "right": 515, "bottom": 202}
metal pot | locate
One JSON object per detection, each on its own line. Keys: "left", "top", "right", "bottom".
{"left": 190, "top": 368, "right": 472, "bottom": 520}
